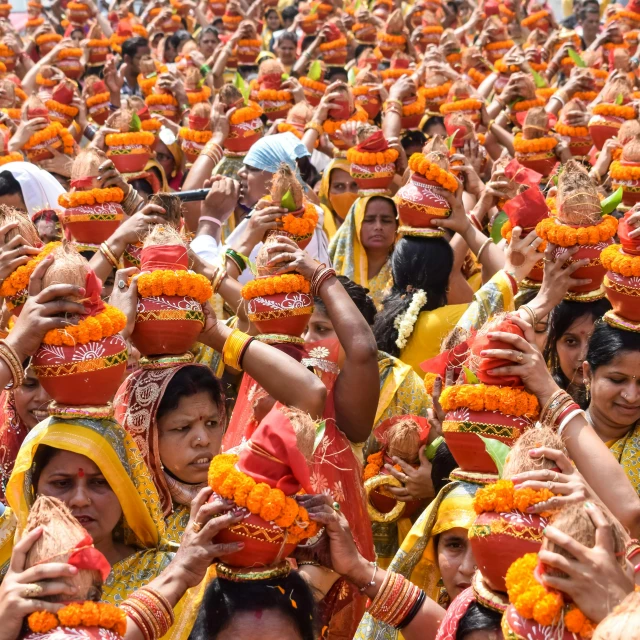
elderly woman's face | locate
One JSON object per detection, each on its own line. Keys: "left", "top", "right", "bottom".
{"left": 238, "top": 164, "right": 272, "bottom": 208}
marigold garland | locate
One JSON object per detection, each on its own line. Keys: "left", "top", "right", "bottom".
{"left": 610, "top": 159, "right": 640, "bottom": 182}
{"left": 299, "top": 76, "right": 327, "bottom": 93}
{"left": 601, "top": 244, "right": 640, "bottom": 277}
{"left": 229, "top": 101, "right": 263, "bottom": 124}
{"left": 511, "top": 97, "right": 545, "bottom": 112}
{"left": 592, "top": 103, "right": 635, "bottom": 119}
{"left": 257, "top": 88, "right": 293, "bottom": 102}
{"left": 46, "top": 99, "right": 79, "bottom": 118}
{"left": 59, "top": 187, "right": 124, "bottom": 208}
{"left": 28, "top": 602, "right": 126, "bottom": 636}
{"left": 87, "top": 38, "right": 110, "bottom": 48}
{"left": 319, "top": 37, "right": 348, "bottom": 51}
{"left": 440, "top": 98, "right": 483, "bottom": 115}
{"left": 241, "top": 273, "right": 311, "bottom": 300}
{"left": 279, "top": 201, "right": 319, "bottom": 237}
{"left": 352, "top": 85, "right": 375, "bottom": 97}
{"left": 439, "top": 383, "right": 540, "bottom": 419}
{"left": 513, "top": 133, "right": 557, "bottom": 154}
{"left": 1, "top": 108, "right": 20, "bottom": 121}
{"left": 501, "top": 220, "right": 547, "bottom": 251}
{"left": 136, "top": 269, "right": 213, "bottom": 302}
{"left": 86, "top": 92, "right": 110, "bottom": 107}
{"left": 402, "top": 94, "right": 426, "bottom": 116}
{"left": 505, "top": 554, "right": 596, "bottom": 636}
{"left": 419, "top": 82, "right": 452, "bottom": 100}
{"left": 24, "top": 121, "right": 75, "bottom": 155}
{"left": 26, "top": 17, "right": 44, "bottom": 27}
{"left": 43, "top": 304, "right": 126, "bottom": 346}
{"left": 378, "top": 32, "right": 406, "bottom": 44}
{"left": 473, "top": 479, "right": 554, "bottom": 515}
{"left": 347, "top": 147, "right": 399, "bottom": 165}
{"left": 207, "top": 453, "right": 319, "bottom": 542}
{"left": 180, "top": 127, "right": 213, "bottom": 143}
{"left": 57, "top": 47, "right": 83, "bottom": 59}
{"left": 381, "top": 68, "right": 411, "bottom": 80}
{"left": 141, "top": 119, "right": 162, "bottom": 133}
{"left": 484, "top": 39, "right": 514, "bottom": 51}
{"left": 0, "top": 241, "right": 60, "bottom": 297}
{"left": 467, "top": 68, "right": 487, "bottom": 86}
{"left": 186, "top": 86, "right": 212, "bottom": 105}
{"left": 145, "top": 93, "right": 178, "bottom": 107}
{"left": 363, "top": 450, "right": 403, "bottom": 481}
{"left": 495, "top": 59, "right": 520, "bottom": 74}
{"left": 0, "top": 152, "right": 23, "bottom": 166}
{"left": 105, "top": 131, "right": 155, "bottom": 147}
{"left": 408, "top": 153, "right": 458, "bottom": 192}
{"left": 555, "top": 122, "right": 589, "bottom": 137}
{"left": 36, "top": 71, "right": 58, "bottom": 86}
{"left": 535, "top": 215, "right": 618, "bottom": 247}
{"left": 322, "top": 104, "right": 368, "bottom": 135}
{"left": 521, "top": 9, "right": 549, "bottom": 27}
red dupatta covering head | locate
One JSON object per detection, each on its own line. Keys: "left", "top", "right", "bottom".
{"left": 0, "top": 390, "right": 28, "bottom": 505}
{"left": 434, "top": 587, "right": 476, "bottom": 640}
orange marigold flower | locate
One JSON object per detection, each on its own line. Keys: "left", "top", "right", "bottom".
{"left": 136, "top": 269, "right": 213, "bottom": 303}
{"left": 241, "top": 273, "right": 311, "bottom": 300}
{"left": 535, "top": 215, "right": 618, "bottom": 248}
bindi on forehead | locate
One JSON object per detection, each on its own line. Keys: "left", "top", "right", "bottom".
{"left": 78, "top": 468, "right": 85, "bottom": 478}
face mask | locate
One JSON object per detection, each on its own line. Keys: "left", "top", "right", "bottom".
{"left": 329, "top": 192, "right": 358, "bottom": 219}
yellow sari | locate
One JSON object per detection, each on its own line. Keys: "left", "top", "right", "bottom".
{"left": 329, "top": 195, "right": 394, "bottom": 310}
{"left": 608, "top": 423, "right": 640, "bottom": 496}
{"left": 318, "top": 158, "right": 350, "bottom": 240}
{"left": 355, "top": 481, "right": 478, "bottom": 640}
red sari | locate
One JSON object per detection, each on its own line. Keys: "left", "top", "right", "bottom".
{"left": 0, "top": 391, "right": 28, "bottom": 504}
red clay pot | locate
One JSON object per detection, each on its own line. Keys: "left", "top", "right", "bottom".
{"left": 57, "top": 59, "right": 84, "bottom": 80}
{"left": 107, "top": 151, "right": 150, "bottom": 174}
{"left": 300, "top": 17, "right": 320, "bottom": 34}
{"left": 369, "top": 485, "right": 425, "bottom": 519}
{"left": 260, "top": 100, "right": 291, "bottom": 122}
{"left": 612, "top": 162, "right": 640, "bottom": 207}
{"left": 131, "top": 294, "right": 205, "bottom": 356}
{"left": 514, "top": 151, "right": 557, "bottom": 177}
{"left": 237, "top": 44, "right": 260, "bottom": 64}
{"left": 567, "top": 137, "right": 592, "bottom": 158}
{"left": 401, "top": 111, "right": 423, "bottom": 131}
{"left": 328, "top": 98, "right": 351, "bottom": 121}
{"left": 247, "top": 291, "right": 313, "bottom": 336}
{"left": 469, "top": 510, "right": 547, "bottom": 592}
{"left": 123, "top": 242, "right": 142, "bottom": 269}
{"left": 355, "top": 92, "right": 381, "bottom": 120}
{"left": 589, "top": 113, "right": 625, "bottom": 150}
{"left": 59, "top": 202, "right": 124, "bottom": 245}
{"left": 354, "top": 25, "right": 376, "bottom": 43}
{"left": 32, "top": 335, "right": 128, "bottom": 407}
{"left": 395, "top": 173, "right": 451, "bottom": 228}
{"left": 321, "top": 48, "right": 348, "bottom": 66}
{"left": 443, "top": 407, "right": 533, "bottom": 473}
{"left": 209, "top": 1, "right": 226, "bottom": 15}
{"left": 553, "top": 241, "right": 612, "bottom": 294}
{"left": 87, "top": 100, "right": 110, "bottom": 126}
{"left": 225, "top": 119, "right": 263, "bottom": 153}
{"left": 604, "top": 270, "right": 640, "bottom": 322}
{"left": 502, "top": 606, "right": 581, "bottom": 640}
{"left": 88, "top": 46, "right": 109, "bottom": 66}
{"left": 350, "top": 161, "right": 395, "bottom": 193}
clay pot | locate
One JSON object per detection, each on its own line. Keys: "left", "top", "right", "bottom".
{"left": 612, "top": 161, "right": 640, "bottom": 207}
{"left": 57, "top": 59, "right": 84, "bottom": 80}
{"left": 355, "top": 91, "right": 381, "bottom": 120}
{"left": 300, "top": 16, "right": 320, "bottom": 34}
{"left": 604, "top": 271, "right": 640, "bottom": 322}
{"left": 395, "top": 173, "right": 451, "bottom": 228}
{"left": 0, "top": 55, "right": 15, "bottom": 72}
{"left": 107, "top": 151, "right": 150, "bottom": 174}
{"left": 379, "top": 41, "right": 404, "bottom": 60}
{"left": 237, "top": 44, "right": 260, "bottom": 64}
{"left": 351, "top": 160, "right": 395, "bottom": 194}
{"left": 25, "top": 627, "right": 122, "bottom": 640}
{"left": 485, "top": 43, "right": 511, "bottom": 63}
{"left": 553, "top": 241, "right": 612, "bottom": 294}
{"left": 328, "top": 98, "right": 351, "bottom": 121}
{"left": 87, "top": 101, "right": 110, "bottom": 126}
{"left": 567, "top": 136, "right": 593, "bottom": 159}
{"left": 514, "top": 150, "right": 557, "bottom": 177}
{"left": 59, "top": 202, "right": 124, "bottom": 245}
{"left": 354, "top": 24, "right": 376, "bottom": 43}
{"left": 321, "top": 47, "right": 348, "bottom": 66}
{"left": 369, "top": 485, "right": 424, "bottom": 519}
{"left": 246, "top": 290, "right": 314, "bottom": 336}
{"left": 131, "top": 294, "right": 205, "bottom": 356}
{"left": 401, "top": 110, "right": 422, "bottom": 131}
{"left": 181, "top": 137, "right": 208, "bottom": 163}
{"left": 272, "top": 207, "right": 314, "bottom": 249}
{"left": 316, "top": 2, "right": 333, "bottom": 18}
{"left": 32, "top": 334, "right": 128, "bottom": 407}
{"left": 88, "top": 45, "right": 110, "bottom": 66}
{"left": 469, "top": 510, "right": 547, "bottom": 592}
{"left": 225, "top": 119, "right": 263, "bottom": 153}
{"left": 443, "top": 407, "right": 533, "bottom": 473}
{"left": 123, "top": 243, "right": 142, "bottom": 269}
{"left": 502, "top": 606, "right": 581, "bottom": 640}
{"left": 209, "top": 1, "right": 226, "bottom": 16}
{"left": 260, "top": 99, "right": 292, "bottom": 122}
{"left": 588, "top": 113, "right": 625, "bottom": 150}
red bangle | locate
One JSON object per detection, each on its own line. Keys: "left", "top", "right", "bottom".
{"left": 555, "top": 402, "right": 580, "bottom": 426}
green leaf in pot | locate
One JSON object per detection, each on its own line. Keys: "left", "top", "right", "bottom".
{"left": 130, "top": 112, "right": 142, "bottom": 132}
{"left": 601, "top": 186, "right": 623, "bottom": 216}
{"left": 530, "top": 68, "right": 546, "bottom": 88}
{"left": 490, "top": 210, "right": 509, "bottom": 243}
{"left": 348, "top": 67, "right": 357, "bottom": 86}
{"left": 233, "top": 72, "right": 250, "bottom": 104}
{"left": 462, "top": 365, "right": 481, "bottom": 384}
{"left": 567, "top": 48, "right": 586, "bottom": 68}
{"left": 308, "top": 59, "right": 322, "bottom": 81}
{"left": 479, "top": 436, "right": 511, "bottom": 478}
{"left": 281, "top": 189, "right": 297, "bottom": 211}
{"left": 615, "top": 93, "right": 624, "bottom": 105}
{"left": 445, "top": 129, "right": 458, "bottom": 150}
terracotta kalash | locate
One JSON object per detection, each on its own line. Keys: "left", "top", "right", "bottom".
{"left": 396, "top": 77, "right": 426, "bottom": 131}
{"left": 45, "top": 79, "right": 79, "bottom": 128}
{"left": 18, "top": 497, "right": 126, "bottom": 640}
{"left": 503, "top": 502, "right": 627, "bottom": 640}
{"left": 318, "top": 21, "right": 348, "bottom": 67}
{"left": 521, "top": 0, "right": 553, "bottom": 32}
{"left": 251, "top": 59, "right": 293, "bottom": 123}
{"left": 104, "top": 109, "right": 154, "bottom": 174}
{"left": 441, "top": 29, "right": 464, "bottom": 69}
{"left": 506, "top": 73, "right": 545, "bottom": 126}
{"left": 277, "top": 102, "right": 315, "bottom": 142}
{"left": 179, "top": 102, "right": 212, "bottom": 163}
{"left": 588, "top": 76, "right": 636, "bottom": 150}
{"left": 183, "top": 68, "right": 211, "bottom": 107}
{"left": 377, "top": 9, "right": 407, "bottom": 61}
{"left": 363, "top": 415, "right": 431, "bottom": 525}
{"left": 299, "top": 60, "right": 327, "bottom": 107}
{"left": 54, "top": 45, "right": 84, "bottom": 81}
{"left": 610, "top": 132, "right": 640, "bottom": 208}
{"left": 83, "top": 76, "right": 110, "bottom": 126}
{"left": 86, "top": 24, "right": 110, "bottom": 68}
{"left": 419, "top": 68, "right": 451, "bottom": 113}
{"left": 208, "top": 406, "right": 320, "bottom": 578}
{"left": 440, "top": 79, "right": 484, "bottom": 126}
{"left": 20, "top": 97, "right": 75, "bottom": 163}
{"left": 0, "top": 80, "right": 24, "bottom": 127}
{"left": 554, "top": 98, "right": 592, "bottom": 160}
{"left": 352, "top": 15, "right": 377, "bottom": 45}
{"left": 461, "top": 46, "right": 491, "bottom": 89}
{"left": 218, "top": 84, "right": 263, "bottom": 155}
{"left": 481, "top": 16, "right": 514, "bottom": 63}
{"left": 469, "top": 429, "right": 563, "bottom": 604}
{"left": 145, "top": 75, "right": 180, "bottom": 123}
{"left": 536, "top": 160, "right": 618, "bottom": 301}
{"left": 513, "top": 107, "right": 559, "bottom": 178}
{"left": 57, "top": 150, "right": 125, "bottom": 245}
{"left": 352, "top": 66, "right": 383, "bottom": 121}
{"left": 348, "top": 126, "right": 398, "bottom": 196}
{"left": 130, "top": 224, "right": 212, "bottom": 358}
{"left": 236, "top": 23, "right": 261, "bottom": 65}
{"left": 439, "top": 317, "right": 539, "bottom": 477}
{"left": 394, "top": 150, "right": 457, "bottom": 238}
{"left": 381, "top": 51, "right": 412, "bottom": 90}
{"left": 137, "top": 57, "right": 166, "bottom": 98}
{"left": 413, "top": 10, "right": 443, "bottom": 53}
{"left": 31, "top": 245, "right": 127, "bottom": 414}
{"left": 322, "top": 84, "right": 368, "bottom": 150}
{"left": 0, "top": 209, "right": 59, "bottom": 315}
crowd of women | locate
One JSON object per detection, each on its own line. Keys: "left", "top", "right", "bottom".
{"left": 0, "top": 0, "right": 638, "bottom": 638}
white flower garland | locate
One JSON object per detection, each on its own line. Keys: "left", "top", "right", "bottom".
{"left": 393, "top": 289, "right": 427, "bottom": 350}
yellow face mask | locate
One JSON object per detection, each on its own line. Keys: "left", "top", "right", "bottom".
{"left": 329, "top": 192, "right": 358, "bottom": 220}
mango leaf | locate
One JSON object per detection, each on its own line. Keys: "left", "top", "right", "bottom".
{"left": 462, "top": 365, "right": 480, "bottom": 384}
{"left": 313, "top": 420, "right": 326, "bottom": 454}
{"left": 348, "top": 66, "right": 357, "bottom": 86}
{"left": 445, "top": 129, "right": 458, "bottom": 150}
{"left": 530, "top": 68, "right": 546, "bottom": 89}
{"left": 281, "top": 72, "right": 290, "bottom": 81}
{"left": 601, "top": 186, "right": 623, "bottom": 215}
{"left": 309, "top": 2, "right": 318, "bottom": 13}
{"left": 567, "top": 48, "right": 586, "bottom": 68}
{"left": 234, "top": 250, "right": 256, "bottom": 275}
{"left": 233, "top": 72, "right": 249, "bottom": 104}
{"left": 615, "top": 93, "right": 624, "bottom": 105}
{"left": 355, "top": 0, "right": 362, "bottom": 10}
{"left": 308, "top": 59, "right": 322, "bottom": 81}
{"left": 281, "top": 189, "right": 297, "bottom": 211}
{"left": 145, "top": 71, "right": 157, "bottom": 79}
{"left": 479, "top": 436, "right": 511, "bottom": 478}
{"left": 130, "top": 112, "right": 141, "bottom": 132}
{"left": 480, "top": 56, "right": 495, "bottom": 72}
{"left": 490, "top": 210, "right": 508, "bottom": 243}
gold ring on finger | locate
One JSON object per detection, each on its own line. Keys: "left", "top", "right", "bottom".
{"left": 192, "top": 521, "right": 203, "bottom": 533}
{"left": 21, "top": 583, "right": 44, "bottom": 598}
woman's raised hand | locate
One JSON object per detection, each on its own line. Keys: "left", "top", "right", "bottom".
{"left": 108, "top": 267, "right": 140, "bottom": 340}
{"left": 504, "top": 226, "right": 544, "bottom": 283}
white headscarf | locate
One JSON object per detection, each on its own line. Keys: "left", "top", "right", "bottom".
{"left": 0, "top": 163, "right": 65, "bottom": 219}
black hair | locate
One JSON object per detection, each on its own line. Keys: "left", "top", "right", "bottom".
{"left": 121, "top": 36, "right": 149, "bottom": 60}
{"left": 579, "top": 0, "right": 600, "bottom": 17}
{"left": 400, "top": 130, "right": 427, "bottom": 152}
{"left": 190, "top": 574, "right": 316, "bottom": 640}
{"left": 585, "top": 320, "right": 640, "bottom": 375}
{"left": 0, "top": 170, "right": 23, "bottom": 199}
{"left": 212, "top": 17, "right": 223, "bottom": 28}
{"left": 421, "top": 115, "right": 445, "bottom": 135}
{"left": 326, "top": 67, "right": 349, "bottom": 83}
{"left": 276, "top": 31, "right": 297, "bottom": 46}
{"left": 281, "top": 5, "right": 298, "bottom": 20}
{"left": 431, "top": 441, "right": 457, "bottom": 495}
{"left": 313, "top": 275, "right": 378, "bottom": 326}
{"left": 169, "top": 30, "right": 193, "bottom": 50}
{"left": 543, "top": 299, "right": 611, "bottom": 392}
{"left": 32, "top": 445, "right": 62, "bottom": 492}
{"left": 455, "top": 601, "right": 503, "bottom": 640}
{"left": 265, "top": 8, "right": 279, "bottom": 17}
{"left": 373, "top": 237, "right": 453, "bottom": 357}
{"left": 129, "top": 178, "right": 154, "bottom": 200}
{"left": 157, "top": 365, "right": 225, "bottom": 421}
{"left": 300, "top": 34, "right": 316, "bottom": 52}
{"left": 354, "top": 43, "right": 370, "bottom": 60}
{"left": 297, "top": 156, "right": 320, "bottom": 189}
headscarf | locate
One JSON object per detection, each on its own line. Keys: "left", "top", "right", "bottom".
{"left": 0, "top": 162, "right": 65, "bottom": 219}
{"left": 318, "top": 157, "right": 351, "bottom": 239}
{"left": 434, "top": 588, "right": 477, "bottom": 640}
{"left": 0, "top": 391, "right": 28, "bottom": 505}
{"left": 244, "top": 131, "right": 310, "bottom": 174}
{"left": 354, "top": 481, "right": 478, "bottom": 640}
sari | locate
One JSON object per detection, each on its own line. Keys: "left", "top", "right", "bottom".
{"left": 607, "top": 423, "right": 640, "bottom": 496}
{"left": 114, "top": 363, "right": 216, "bottom": 544}
{"left": 400, "top": 270, "right": 517, "bottom": 375}
{"left": 318, "top": 158, "right": 350, "bottom": 240}
{"left": 0, "top": 416, "right": 173, "bottom": 605}
{"left": 354, "top": 481, "right": 479, "bottom": 640}
{"left": 329, "top": 196, "right": 394, "bottom": 310}
{"left": 0, "top": 391, "right": 28, "bottom": 504}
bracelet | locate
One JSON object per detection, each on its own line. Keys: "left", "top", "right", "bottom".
{"left": 100, "top": 242, "right": 119, "bottom": 270}
{"left": 210, "top": 265, "right": 226, "bottom": 294}
{"left": 557, "top": 408, "right": 585, "bottom": 437}
{"left": 202, "top": 139, "right": 223, "bottom": 165}
{"left": 358, "top": 561, "right": 377, "bottom": 593}
{"left": 310, "top": 266, "right": 336, "bottom": 297}
{"left": 425, "top": 436, "right": 444, "bottom": 461}
{"left": 200, "top": 216, "right": 222, "bottom": 227}
{"left": 476, "top": 237, "right": 492, "bottom": 262}
{"left": 0, "top": 340, "right": 24, "bottom": 389}
{"left": 121, "top": 586, "right": 174, "bottom": 640}
{"left": 551, "top": 92, "right": 566, "bottom": 107}
{"left": 225, "top": 247, "right": 247, "bottom": 273}
{"left": 222, "top": 328, "right": 254, "bottom": 370}
{"left": 486, "top": 119, "right": 495, "bottom": 134}
{"left": 519, "top": 303, "right": 537, "bottom": 327}
{"left": 122, "top": 186, "right": 144, "bottom": 216}
{"left": 397, "top": 589, "right": 425, "bottom": 629}
{"left": 540, "top": 389, "right": 565, "bottom": 419}
{"left": 626, "top": 539, "right": 640, "bottom": 563}
{"left": 304, "top": 121, "right": 324, "bottom": 137}
{"left": 469, "top": 211, "right": 483, "bottom": 230}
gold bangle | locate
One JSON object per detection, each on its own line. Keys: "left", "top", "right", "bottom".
{"left": 210, "top": 266, "right": 226, "bottom": 293}
{"left": 487, "top": 119, "right": 495, "bottom": 134}
{"left": 100, "top": 242, "right": 119, "bottom": 270}
{"left": 476, "top": 237, "right": 493, "bottom": 262}
{"left": 0, "top": 340, "right": 24, "bottom": 388}
{"left": 519, "top": 303, "right": 537, "bottom": 327}
{"left": 222, "top": 328, "right": 253, "bottom": 370}
{"left": 304, "top": 121, "right": 324, "bottom": 136}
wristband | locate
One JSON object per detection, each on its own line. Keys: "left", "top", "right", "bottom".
{"left": 200, "top": 216, "right": 222, "bottom": 227}
{"left": 425, "top": 436, "right": 444, "bottom": 461}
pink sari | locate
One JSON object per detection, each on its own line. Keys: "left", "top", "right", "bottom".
{"left": 0, "top": 390, "right": 28, "bottom": 504}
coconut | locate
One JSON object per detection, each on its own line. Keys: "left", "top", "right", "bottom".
{"left": 461, "top": 46, "right": 482, "bottom": 71}
{"left": 425, "top": 150, "right": 451, "bottom": 172}
{"left": 106, "top": 108, "right": 135, "bottom": 133}
{"left": 512, "top": 71, "right": 537, "bottom": 101}
{"left": 486, "top": 14, "right": 508, "bottom": 40}
{"left": 385, "top": 7, "right": 404, "bottom": 34}
{"left": 259, "top": 58, "right": 284, "bottom": 78}
{"left": 618, "top": 119, "right": 640, "bottom": 145}
{"left": 148, "top": 193, "right": 182, "bottom": 229}
{"left": 422, "top": 134, "right": 449, "bottom": 155}
{"left": 70, "top": 148, "right": 107, "bottom": 188}
{"left": 138, "top": 56, "right": 157, "bottom": 78}
{"left": 592, "top": 591, "right": 640, "bottom": 640}
{"left": 189, "top": 101, "right": 212, "bottom": 130}
{"left": 282, "top": 406, "right": 315, "bottom": 463}
{"left": 557, "top": 159, "right": 602, "bottom": 225}
{"left": 421, "top": 10, "right": 439, "bottom": 28}
{"left": 559, "top": 98, "right": 586, "bottom": 125}
{"left": 184, "top": 67, "right": 202, "bottom": 93}
{"left": 42, "top": 243, "right": 89, "bottom": 299}
{"left": 82, "top": 75, "right": 107, "bottom": 99}
{"left": 38, "top": 64, "right": 64, "bottom": 83}
{"left": 355, "top": 66, "right": 378, "bottom": 86}
{"left": 142, "top": 222, "right": 185, "bottom": 249}
{"left": 502, "top": 427, "right": 566, "bottom": 479}
{"left": 0, "top": 79, "right": 15, "bottom": 107}
{"left": 385, "top": 418, "right": 422, "bottom": 464}
{"left": 22, "top": 95, "right": 48, "bottom": 122}
{"left": 525, "top": 28, "right": 547, "bottom": 48}
{"left": 622, "top": 133, "right": 640, "bottom": 164}
{"left": 522, "top": 106, "right": 550, "bottom": 140}
{"left": 447, "top": 79, "right": 475, "bottom": 101}
{"left": 270, "top": 162, "right": 304, "bottom": 209}
{"left": 219, "top": 83, "right": 244, "bottom": 109}
{"left": 447, "top": 113, "right": 476, "bottom": 141}
{"left": 124, "top": 95, "right": 145, "bottom": 112}
{"left": 286, "top": 101, "right": 313, "bottom": 127}
{"left": 581, "top": 50, "right": 601, "bottom": 68}
{"left": 0, "top": 205, "right": 41, "bottom": 247}
{"left": 600, "top": 76, "right": 632, "bottom": 104}
{"left": 24, "top": 496, "right": 102, "bottom": 602}
{"left": 440, "top": 28, "right": 461, "bottom": 50}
